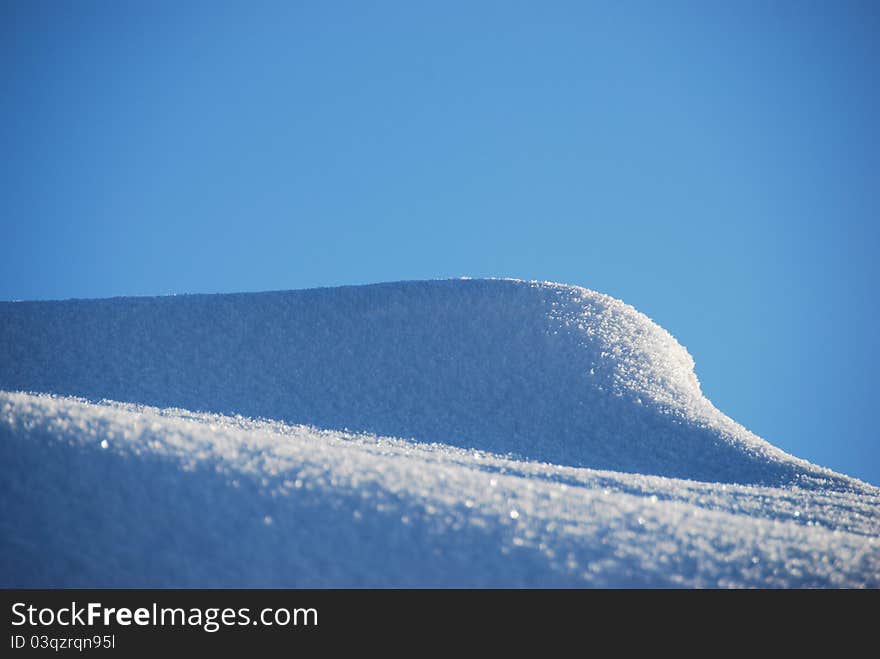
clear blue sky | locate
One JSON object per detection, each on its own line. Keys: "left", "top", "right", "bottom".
{"left": 2, "top": 1, "right": 878, "bottom": 485}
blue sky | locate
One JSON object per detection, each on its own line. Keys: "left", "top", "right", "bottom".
{"left": 2, "top": 1, "right": 878, "bottom": 485}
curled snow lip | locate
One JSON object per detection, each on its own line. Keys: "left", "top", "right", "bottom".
{"left": 0, "top": 278, "right": 859, "bottom": 489}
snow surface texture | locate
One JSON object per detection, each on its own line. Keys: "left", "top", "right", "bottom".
{"left": 1, "top": 279, "right": 877, "bottom": 587}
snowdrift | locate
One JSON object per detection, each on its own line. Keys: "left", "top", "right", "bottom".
{"left": 0, "top": 279, "right": 856, "bottom": 486}
{"left": 1, "top": 279, "right": 877, "bottom": 587}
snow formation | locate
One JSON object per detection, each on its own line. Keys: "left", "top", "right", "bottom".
{"left": 1, "top": 279, "right": 877, "bottom": 587}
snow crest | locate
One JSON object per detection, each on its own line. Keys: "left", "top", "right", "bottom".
{"left": 0, "top": 279, "right": 854, "bottom": 486}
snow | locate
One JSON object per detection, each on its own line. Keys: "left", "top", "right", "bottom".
{"left": 1, "top": 279, "right": 877, "bottom": 587}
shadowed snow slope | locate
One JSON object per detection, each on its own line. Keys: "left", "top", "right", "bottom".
{"left": 1, "top": 392, "right": 878, "bottom": 587}
{"left": 1, "top": 279, "right": 878, "bottom": 587}
{"left": 0, "top": 279, "right": 858, "bottom": 487}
